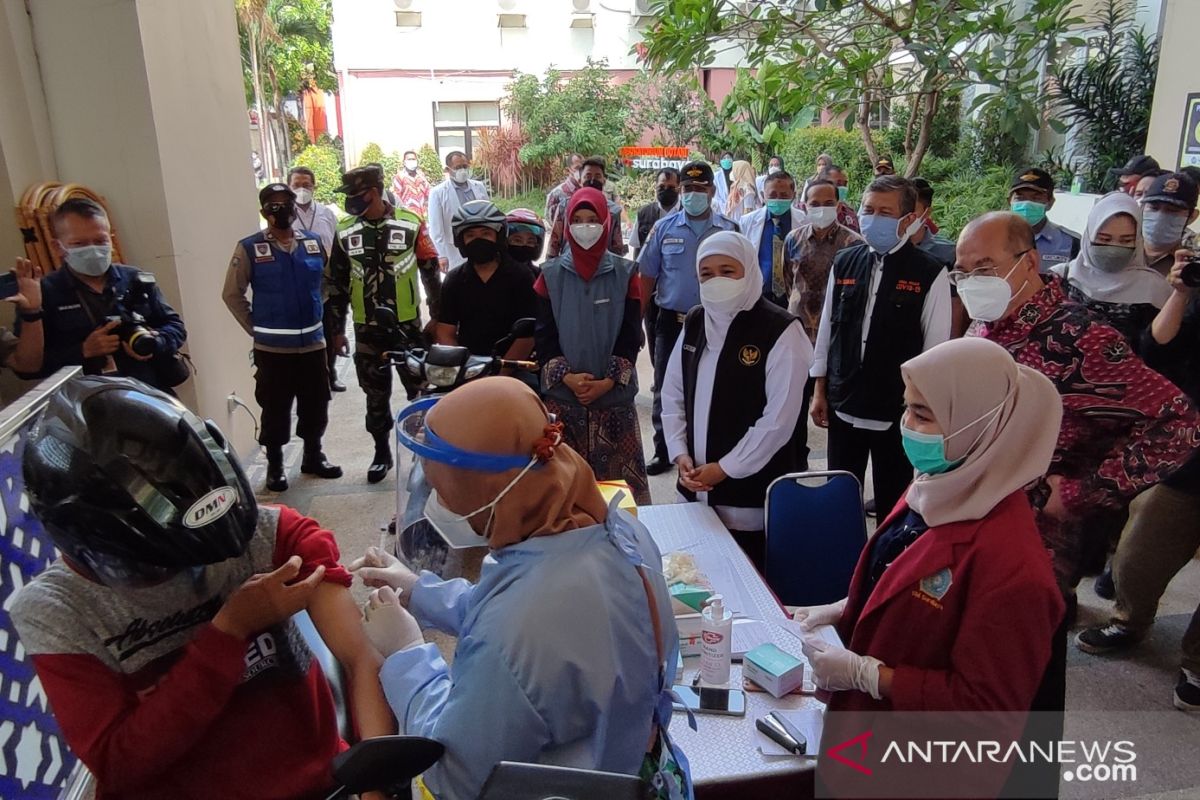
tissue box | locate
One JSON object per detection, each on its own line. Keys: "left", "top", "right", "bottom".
{"left": 596, "top": 481, "right": 638, "bottom": 518}
{"left": 669, "top": 582, "right": 712, "bottom": 613}
{"left": 743, "top": 643, "right": 806, "bottom": 698}
{"left": 676, "top": 613, "right": 703, "bottom": 657}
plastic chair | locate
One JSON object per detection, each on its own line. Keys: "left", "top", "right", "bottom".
{"left": 763, "top": 471, "right": 868, "bottom": 607}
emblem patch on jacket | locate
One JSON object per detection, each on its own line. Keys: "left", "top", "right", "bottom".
{"left": 739, "top": 345, "right": 761, "bottom": 366}
{"left": 388, "top": 229, "right": 407, "bottom": 249}
{"left": 347, "top": 233, "right": 364, "bottom": 256}
{"left": 253, "top": 242, "right": 272, "bottom": 262}
{"left": 304, "top": 239, "right": 321, "bottom": 255}
{"left": 918, "top": 568, "right": 953, "bottom": 601}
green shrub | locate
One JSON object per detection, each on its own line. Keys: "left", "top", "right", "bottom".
{"left": 778, "top": 128, "right": 873, "bottom": 197}
{"left": 291, "top": 141, "right": 344, "bottom": 205}
{"left": 883, "top": 94, "right": 963, "bottom": 163}
{"left": 492, "top": 187, "right": 553, "bottom": 216}
{"left": 929, "top": 165, "right": 1013, "bottom": 241}
{"left": 611, "top": 172, "right": 658, "bottom": 217}
{"left": 417, "top": 144, "right": 444, "bottom": 187}
{"left": 357, "top": 142, "right": 404, "bottom": 185}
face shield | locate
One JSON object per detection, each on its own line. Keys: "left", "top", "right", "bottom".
{"left": 393, "top": 397, "right": 553, "bottom": 570}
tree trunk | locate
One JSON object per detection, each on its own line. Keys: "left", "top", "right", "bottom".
{"left": 270, "top": 69, "right": 292, "bottom": 166}
{"left": 906, "top": 89, "right": 940, "bottom": 177}
{"left": 248, "top": 26, "right": 270, "bottom": 180}
{"left": 903, "top": 93, "right": 921, "bottom": 159}
{"left": 857, "top": 94, "right": 879, "bottom": 166}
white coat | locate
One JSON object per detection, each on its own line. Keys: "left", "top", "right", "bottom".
{"left": 427, "top": 178, "right": 490, "bottom": 270}
{"left": 739, "top": 205, "right": 810, "bottom": 254}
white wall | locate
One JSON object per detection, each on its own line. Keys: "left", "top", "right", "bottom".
{"left": 1147, "top": 0, "right": 1198, "bottom": 172}
{"left": 27, "top": 0, "right": 260, "bottom": 453}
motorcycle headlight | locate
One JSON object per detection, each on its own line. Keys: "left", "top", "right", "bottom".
{"left": 426, "top": 365, "right": 461, "bottom": 387}
{"left": 464, "top": 362, "right": 489, "bottom": 380}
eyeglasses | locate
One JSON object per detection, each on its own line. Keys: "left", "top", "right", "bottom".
{"left": 948, "top": 249, "right": 1030, "bottom": 287}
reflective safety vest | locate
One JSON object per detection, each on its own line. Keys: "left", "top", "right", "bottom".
{"left": 240, "top": 230, "right": 325, "bottom": 349}
{"left": 336, "top": 209, "right": 423, "bottom": 325}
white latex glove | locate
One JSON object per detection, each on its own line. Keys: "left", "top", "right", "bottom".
{"left": 801, "top": 635, "right": 884, "bottom": 700}
{"left": 348, "top": 545, "right": 419, "bottom": 599}
{"left": 362, "top": 586, "right": 424, "bottom": 657}
{"left": 792, "top": 597, "right": 847, "bottom": 631}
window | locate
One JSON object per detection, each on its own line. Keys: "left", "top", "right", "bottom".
{"left": 433, "top": 101, "right": 501, "bottom": 162}
{"left": 868, "top": 100, "right": 891, "bottom": 130}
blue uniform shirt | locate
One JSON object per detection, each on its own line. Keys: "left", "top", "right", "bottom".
{"left": 638, "top": 210, "right": 739, "bottom": 312}
{"left": 1034, "top": 220, "right": 1080, "bottom": 274}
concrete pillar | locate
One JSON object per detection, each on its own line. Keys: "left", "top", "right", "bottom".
{"left": 25, "top": 0, "right": 260, "bottom": 453}
{"left": 1146, "top": 0, "right": 1199, "bottom": 172}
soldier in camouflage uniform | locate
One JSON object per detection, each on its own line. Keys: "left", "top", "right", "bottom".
{"left": 328, "top": 165, "right": 442, "bottom": 483}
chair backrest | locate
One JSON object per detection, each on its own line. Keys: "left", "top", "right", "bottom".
{"left": 763, "top": 471, "right": 868, "bottom": 607}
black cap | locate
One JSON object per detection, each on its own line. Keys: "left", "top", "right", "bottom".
{"left": 680, "top": 161, "right": 714, "bottom": 186}
{"left": 258, "top": 182, "right": 295, "bottom": 206}
{"left": 336, "top": 164, "right": 385, "bottom": 195}
{"left": 875, "top": 156, "right": 895, "bottom": 170}
{"left": 1115, "top": 154, "right": 1160, "bottom": 177}
{"left": 1010, "top": 167, "right": 1054, "bottom": 193}
{"left": 1143, "top": 172, "right": 1199, "bottom": 211}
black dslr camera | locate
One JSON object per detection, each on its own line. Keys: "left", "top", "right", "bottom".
{"left": 1181, "top": 252, "right": 1200, "bottom": 289}
{"left": 107, "top": 273, "right": 160, "bottom": 358}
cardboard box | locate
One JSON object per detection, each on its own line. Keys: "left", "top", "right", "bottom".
{"left": 596, "top": 480, "right": 638, "bottom": 518}
{"left": 669, "top": 582, "right": 712, "bottom": 613}
{"left": 743, "top": 643, "right": 806, "bottom": 699}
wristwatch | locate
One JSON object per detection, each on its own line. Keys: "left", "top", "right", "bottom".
{"left": 19, "top": 308, "right": 44, "bottom": 323}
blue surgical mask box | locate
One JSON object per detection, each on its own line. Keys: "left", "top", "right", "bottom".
{"left": 743, "top": 643, "right": 805, "bottom": 698}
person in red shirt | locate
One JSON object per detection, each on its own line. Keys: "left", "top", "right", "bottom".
{"left": 11, "top": 377, "right": 394, "bottom": 800}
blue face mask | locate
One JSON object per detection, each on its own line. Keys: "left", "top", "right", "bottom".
{"left": 720, "top": 158, "right": 734, "bottom": 171}
{"left": 901, "top": 424, "right": 961, "bottom": 476}
{"left": 766, "top": 199, "right": 792, "bottom": 217}
{"left": 682, "top": 191, "right": 710, "bottom": 216}
{"left": 1142, "top": 208, "right": 1188, "bottom": 249}
{"left": 859, "top": 213, "right": 919, "bottom": 255}
{"left": 1010, "top": 200, "right": 1047, "bottom": 226}
{"left": 837, "top": 186, "right": 849, "bottom": 202}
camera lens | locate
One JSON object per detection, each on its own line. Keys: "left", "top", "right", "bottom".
{"left": 1182, "top": 259, "right": 1200, "bottom": 289}
{"left": 127, "top": 328, "right": 157, "bottom": 357}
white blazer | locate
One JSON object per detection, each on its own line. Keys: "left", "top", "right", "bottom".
{"left": 740, "top": 206, "right": 809, "bottom": 253}
{"left": 427, "top": 178, "right": 490, "bottom": 269}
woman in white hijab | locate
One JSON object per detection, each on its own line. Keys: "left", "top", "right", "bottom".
{"left": 796, "top": 337, "right": 1067, "bottom": 797}
{"left": 660, "top": 230, "right": 813, "bottom": 566}
{"left": 1052, "top": 191, "right": 1171, "bottom": 344}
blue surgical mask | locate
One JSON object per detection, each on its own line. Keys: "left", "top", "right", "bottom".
{"left": 1142, "top": 209, "right": 1188, "bottom": 250}
{"left": 859, "top": 213, "right": 920, "bottom": 255}
{"left": 837, "top": 185, "right": 849, "bottom": 202}
{"left": 682, "top": 191, "right": 710, "bottom": 216}
{"left": 901, "top": 424, "right": 960, "bottom": 476}
{"left": 766, "top": 199, "right": 792, "bottom": 217}
{"left": 1010, "top": 200, "right": 1047, "bottom": 226}
{"left": 720, "top": 158, "right": 733, "bottom": 171}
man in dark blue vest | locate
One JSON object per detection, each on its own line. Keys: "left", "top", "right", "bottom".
{"left": 809, "top": 176, "right": 952, "bottom": 518}
{"left": 223, "top": 183, "right": 342, "bottom": 492}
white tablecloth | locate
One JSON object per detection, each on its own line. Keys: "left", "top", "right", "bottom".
{"left": 641, "top": 503, "right": 828, "bottom": 788}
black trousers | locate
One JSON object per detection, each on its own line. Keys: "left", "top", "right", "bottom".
{"left": 322, "top": 301, "right": 341, "bottom": 383}
{"left": 253, "top": 348, "right": 331, "bottom": 449}
{"left": 796, "top": 375, "right": 817, "bottom": 472}
{"left": 826, "top": 412, "right": 911, "bottom": 521}
{"left": 651, "top": 310, "right": 686, "bottom": 462}
{"left": 353, "top": 322, "right": 424, "bottom": 438}
{"left": 644, "top": 297, "right": 660, "bottom": 371}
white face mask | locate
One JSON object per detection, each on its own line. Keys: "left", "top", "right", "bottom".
{"left": 808, "top": 205, "right": 837, "bottom": 229}
{"left": 293, "top": 188, "right": 313, "bottom": 206}
{"left": 569, "top": 223, "right": 604, "bottom": 250}
{"left": 404, "top": 159, "right": 419, "bottom": 171}
{"left": 767, "top": 165, "right": 782, "bottom": 175}
{"left": 699, "top": 275, "right": 745, "bottom": 313}
{"left": 957, "top": 255, "right": 1028, "bottom": 322}
{"left": 422, "top": 455, "right": 538, "bottom": 549}
{"left": 451, "top": 168, "right": 470, "bottom": 184}
{"left": 64, "top": 244, "right": 112, "bottom": 277}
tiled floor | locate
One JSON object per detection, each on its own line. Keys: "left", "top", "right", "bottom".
{"left": 250, "top": 348, "right": 1200, "bottom": 798}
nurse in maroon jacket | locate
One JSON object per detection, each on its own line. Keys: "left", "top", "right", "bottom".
{"left": 797, "top": 338, "right": 1065, "bottom": 711}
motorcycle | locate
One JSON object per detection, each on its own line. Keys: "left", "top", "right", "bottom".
{"left": 372, "top": 310, "right": 538, "bottom": 577}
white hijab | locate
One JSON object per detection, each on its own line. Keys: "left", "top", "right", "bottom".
{"left": 1053, "top": 192, "right": 1170, "bottom": 307}
{"left": 695, "top": 231, "right": 764, "bottom": 350}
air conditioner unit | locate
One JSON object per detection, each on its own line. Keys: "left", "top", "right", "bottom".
{"left": 571, "top": 0, "right": 594, "bottom": 27}
{"left": 394, "top": 0, "right": 421, "bottom": 27}
{"left": 497, "top": 0, "right": 527, "bottom": 28}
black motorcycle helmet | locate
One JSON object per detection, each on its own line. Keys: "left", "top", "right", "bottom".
{"left": 24, "top": 376, "right": 258, "bottom": 587}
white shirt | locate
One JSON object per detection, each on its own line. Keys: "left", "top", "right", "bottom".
{"left": 809, "top": 252, "right": 952, "bottom": 430}
{"left": 291, "top": 202, "right": 339, "bottom": 255}
{"left": 662, "top": 319, "right": 813, "bottom": 531}
{"left": 427, "top": 178, "right": 490, "bottom": 270}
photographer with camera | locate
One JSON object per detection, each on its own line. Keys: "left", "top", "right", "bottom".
{"left": 1142, "top": 172, "right": 1200, "bottom": 277}
{"left": 1075, "top": 180, "right": 1200, "bottom": 710}
{"left": 22, "top": 198, "right": 186, "bottom": 390}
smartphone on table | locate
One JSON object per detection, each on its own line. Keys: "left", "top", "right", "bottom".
{"left": 671, "top": 685, "right": 747, "bottom": 717}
